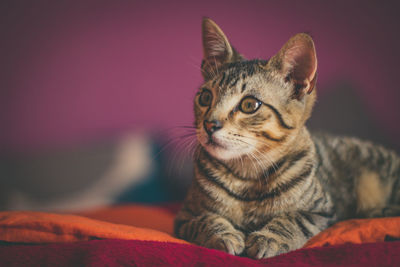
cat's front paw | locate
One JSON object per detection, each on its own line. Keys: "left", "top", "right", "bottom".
{"left": 245, "top": 232, "right": 289, "bottom": 259}
{"left": 204, "top": 230, "right": 245, "bottom": 255}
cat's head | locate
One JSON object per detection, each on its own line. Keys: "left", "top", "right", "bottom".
{"left": 195, "top": 18, "right": 317, "bottom": 161}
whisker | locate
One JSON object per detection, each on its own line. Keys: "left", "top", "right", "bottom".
{"left": 232, "top": 135, "right": 279, "bottom": 181}
{"left": 165, "top": 132, "right": 197, "bottom": 176}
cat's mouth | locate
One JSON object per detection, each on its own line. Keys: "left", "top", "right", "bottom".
{"left": 206, "top": 136, "right": 226, "bottom": 149}
{"left": 198, "top": 132, "right": 239, "bottom": 160}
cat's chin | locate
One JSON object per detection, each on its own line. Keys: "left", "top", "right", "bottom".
{"left": 202, "top": 143, "right": 249, "bottom": 161}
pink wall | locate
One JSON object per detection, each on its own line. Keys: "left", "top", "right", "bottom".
{"left": 2, "top": 0, "right": 400, "bottom": 151}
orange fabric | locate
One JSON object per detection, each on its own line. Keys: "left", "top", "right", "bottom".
{"left": 77, "top": 205, "right": 175, "bottom": 235}
{"left": 1, "top": 205, "right": 399, "bottom": 248}
{"left": 305, "top": 216, "right": 400, "bottom": 248}
{"left": 0, "top": 206, "right": 187, "bottom": 245}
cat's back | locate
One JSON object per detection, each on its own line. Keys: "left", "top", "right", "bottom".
{"left": 310, "top": 132, "right": 400, "bottom": 219}
{"left": 311, "top": 132, "right": 399, "bottom": 174}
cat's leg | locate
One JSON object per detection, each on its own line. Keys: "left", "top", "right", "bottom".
{"left": 175, "top": 212, "right": 245, "bottom": 255}
{"left": 245, "top": 211, "right": 330, "bottom": 259}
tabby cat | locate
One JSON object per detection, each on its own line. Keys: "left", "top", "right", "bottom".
{"left": 174, "top": 18, "right": 400, "bottom": 259}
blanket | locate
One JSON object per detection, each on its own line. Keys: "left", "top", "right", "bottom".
{"left": 0, "top": 205, "right": 399, "bottom": 266}
{"left": 1, "top": 239, "right": 400, "bottom": 267}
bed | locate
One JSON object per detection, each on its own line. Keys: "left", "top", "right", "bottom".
{"left": 1, "top": 204, "right": 399, "bottom": 266}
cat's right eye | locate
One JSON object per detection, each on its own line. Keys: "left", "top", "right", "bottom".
{"left": 199, "top": 89, "right": 213, "bottom": 106}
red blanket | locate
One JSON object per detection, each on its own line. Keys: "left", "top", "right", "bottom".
{"left": 1, "top": 205, "right": 399, "bottom": 266}
{"left": 1, "top": 239, "right": 400, "bottom": 267}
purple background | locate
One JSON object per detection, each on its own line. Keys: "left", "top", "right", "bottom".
{"left": 2, "top": 0, "right": 400, "bottom": 152}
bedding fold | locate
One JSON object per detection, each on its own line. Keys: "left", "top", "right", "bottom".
{"left": 1, "top": 239, "right": 400, "bottom": 267}
{"left": 0, "top": 207, "right": 187, "bottom": 244}
{"left": 0, "top": 205, "right": 399, "bottom": 249}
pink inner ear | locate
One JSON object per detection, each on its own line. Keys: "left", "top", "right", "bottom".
{"left": 202, "top": 19, "right": 232, "bottom": 65}
{"left": 283, "top": 38, "right": 317, "bottom": 83}
{"left": 204, "top": 32, "right": 227, "bottom": 59}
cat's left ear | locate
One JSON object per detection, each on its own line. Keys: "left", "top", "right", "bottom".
{"left": 201, "top": 18, "right": 243, "bottom": 80}
{"left": 268, "top": 33, "right": 317, "bottom": 100}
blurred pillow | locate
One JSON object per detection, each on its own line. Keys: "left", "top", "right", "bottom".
{"left": 1, "top": 133, "right": 165, "bottom": 212}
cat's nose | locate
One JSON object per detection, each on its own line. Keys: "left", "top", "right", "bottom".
{"left": 204, "top": 120, "right": 223, "bottom": 136}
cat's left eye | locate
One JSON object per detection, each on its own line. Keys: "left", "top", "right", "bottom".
{"left": 239, "top": 96, "right": 262, "bottom": 114}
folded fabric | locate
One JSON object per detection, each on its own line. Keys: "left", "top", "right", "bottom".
{"left": 305, "top": 216, "right": 400, "bottom": 248}
{"left": 78, "top": 204, "right": 176, "bottom": 235}
{"left": 0, "top": 206, "right": 186, "bottom": 244}
{"left": 0, "top": 205, "right": 399, "bottom": 248}
{"left": 1, "top": 239, "right": 400, "bottom": 267}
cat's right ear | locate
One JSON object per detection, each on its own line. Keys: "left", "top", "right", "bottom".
{"left": 201, "top": 18, "right": 242, "bottom": 80}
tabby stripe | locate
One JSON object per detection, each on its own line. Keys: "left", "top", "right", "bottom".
{"left": 301, "top": 179, "right": 316, "bottom": 198}
{"left": 219, "top": 72, "right": 226, "bottom": 87}
{"left": 275, "top": 221, "right": 293, "bottom": 238}
{"left": 241, "top": 83, "right": 247, "bottom": 93}
{"left": 260, "top": 155, "right": 288, "bottom": 179}
{"left": 314, "top": 142, "right": 323, "bottom": 169}
{"left": 385, "top": 152, "right": 394, "bottom": 178}
{"left": 276, "top": 150, "right": 308, "bottom": 177}
{"left": 196, "top": 160, "right": 253, "bottom": 201}
{"left": 366, "top": 147, "right": 376, "bottom": 165}
{"left": 197, "top": 160, "right": 312, "bottom": 202}
{"left": 195, "top": 186, "right": 246, "bottom": 233}
{"left": 390, "top": 175, "right": 400, "bottom": 203}
{"left": 183, "top": 221, "right": 191, "bottom": 239}
{"left": 299, "top": 212, "right": 316, "bottom": 226}
{"left": 259, "top": 149, "right": 308, "bottom": 181}
{"left": 309, "top": 183, "right": 320, "bottom": 199}
{"left": 261, "top": 131, "right": 286, "bottom": 142}
{"left": 267, "top": 166, "right": 313, "bottom": 198}
{"left": 202, "top": 150, "right": 248, "bottom": 181}
{"left": 193, "top": 177, "right": 218, "bottom": 202}
{"left": 310, "top": 197, "right": 324, "bottom": 211}
{"left": 376, "top": 148, "right": 385, "bottom": 169}
{"left": 187, "top": 220, "right": 198, "bottom": 241}
{"left": 267, "top": 225, "right": 293, "bottom": 239}
{"left": 190, "top": 215, "right": 209, "bottom": 240}
{"left": 197, "top": 159, "right": 249, "bottom": 201}
{"left": 213, "top": 223, "right": 226, "bottom": 234}
{"left": 294, "top": 216, "right": 313, "bottom": 238}
{"left": 174, "top": 219, "right": 189, "bottom": 236}
{"left": 314, "top": 141, "right": 335, "bottom": 182}
{"left": 198, "top": 219, "right": 208, "bottom": 235}
{"left": 191, "top": 223, "right": 202, "bottom": 242}
{"left": 225, "top": 72, "right": 235, "bottom": 86}
{"left": 263, "top": 103, "right": 294, "bottom": 130}
{"left": 182, "top": 206, "right": 198, "bottom": 217}
{"left": 230, "top": 77, "right": 239, "bottom": 87}
{"left": 314, "top": 210, "right": 335, "bottom": 219}
{"left": 222, "top": 232, "right": 242, "bottom": 244}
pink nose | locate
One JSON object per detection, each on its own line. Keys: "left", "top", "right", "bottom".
{"left": 204, "top": 120, "right": 223, "bottom": 135}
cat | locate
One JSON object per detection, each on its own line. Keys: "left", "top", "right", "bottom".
{"left": 174, "top": 18, "right": 400, "bottom": 259}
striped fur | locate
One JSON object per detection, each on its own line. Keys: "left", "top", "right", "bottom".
{"left": 174, "top": 18, "right": 400, "bottom": 259}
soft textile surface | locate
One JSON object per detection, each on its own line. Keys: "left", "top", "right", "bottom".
{"left": 0, "top": 205, "right": 400, "bottom": 247}
{"left": 305, "top": 216, "right": 400, "bottom": 248}
{"left": 78, "top": 205, "right": 177, "bottom": 235}
{"left": 1, "top": 239, "right": 400, "bottom": 267}
{"left": 0, "top": 206, "right": 186, "bottom": 244}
